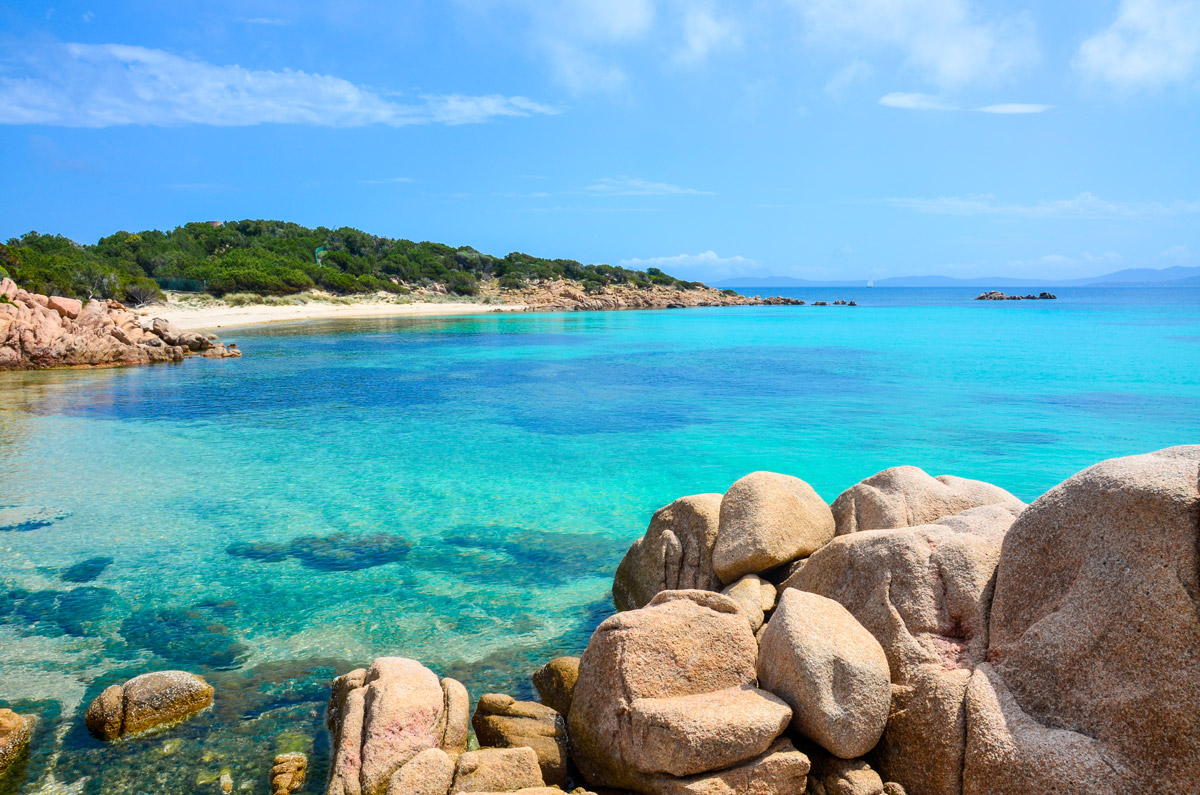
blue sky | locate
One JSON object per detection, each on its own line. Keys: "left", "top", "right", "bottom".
{"left": 1, "top": 0, "right": 1198, "bottom": 282}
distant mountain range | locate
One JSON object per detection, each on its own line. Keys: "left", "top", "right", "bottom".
{"left": 714, "top": 265, "right": 1200, "bottom": 289}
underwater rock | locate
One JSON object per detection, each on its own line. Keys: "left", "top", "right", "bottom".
{"left": 226, "top": 532, "right": 411, "bottom": 572}
{"left": 0, "top": 505, "right": 71, "bottom": 532}
{"left": 3, "top": 585, "right": 116, "bottom": 638}
{"left": 60, "top": 556, "right": 114, "bottom": 583}
{"left": 85, "top": 671, "right": 214, "bottom": 740}
{"left": 121, "top": 608, "right": 249, "bottom": 669}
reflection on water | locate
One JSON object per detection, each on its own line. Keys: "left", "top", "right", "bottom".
{"left": 1, "top": 289, "right": 1198, "bottom": 792}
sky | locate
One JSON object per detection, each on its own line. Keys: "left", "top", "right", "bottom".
{"left": 1, "top": 0, "right": 1199, "bottom": 282}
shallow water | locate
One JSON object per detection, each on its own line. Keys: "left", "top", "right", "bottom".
{"left": 1, "top": 286, "right": 1197, "bottom": 793}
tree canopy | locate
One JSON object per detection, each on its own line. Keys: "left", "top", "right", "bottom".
{"left": 1, "top": 220, "right": 703, "bottom": 304}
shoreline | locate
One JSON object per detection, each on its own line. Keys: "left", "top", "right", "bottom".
{"left": 144, "top": 299, "right": 531, "bottom": 332}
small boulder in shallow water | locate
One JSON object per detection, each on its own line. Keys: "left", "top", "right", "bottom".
{"left": 0, "top": 709, "right": 33, "bottom": 777}
{"left": 84, "top": 670, "right": 214, "bottom": 740}
{"left": 270, "top": 752, "right": 307, "bottom": 795}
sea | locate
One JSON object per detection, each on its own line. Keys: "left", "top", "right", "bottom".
{"left": 0, "top": 285, "right": 1197, "bottom": 793}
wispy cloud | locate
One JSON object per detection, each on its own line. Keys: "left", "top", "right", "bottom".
{"left": 976, "top": 103, "right": 1052, "bottom": 114}
{"left": 584, "top": 176, "right": 713, "bottom": 196}
{"left": 794, "top": 0, "right": 1038, "bottom": 88}
{"left": 879, "top": 92, "right": 957, "bottom": 110}
{"left": 673, "top": 5, "right": 742, "bottom": 65}
{"left": 0, "top": 42, "right": 558, "bottom": 128}
{"left": 359, "top": 177, "right": 415, "bottom": 185}
{"left": 618, "top": 250, "right": 757, "bottom": 280}
{"left": 884, "top": 191, "right": 1200, "bottom": 218}
{"left": 826, "top": 59, "right": 873, "bottom": 95}
{"left": 1076, "top": 0, "right": 1200, "bottom": 90}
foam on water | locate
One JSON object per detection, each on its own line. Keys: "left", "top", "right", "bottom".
{"left": 0, "top": 286, "right": 1197, "bottom": 793}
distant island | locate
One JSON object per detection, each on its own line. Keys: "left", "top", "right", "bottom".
{"left": 715, "top": 265, "right": 1200, "bottom": 289}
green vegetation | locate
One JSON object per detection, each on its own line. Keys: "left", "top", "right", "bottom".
{"left": 1, "top": 220, "right": 704, "bottom": 304}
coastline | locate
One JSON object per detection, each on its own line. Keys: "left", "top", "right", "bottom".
{"left": 145, "top": 298, "right": 529, "bottom": 332}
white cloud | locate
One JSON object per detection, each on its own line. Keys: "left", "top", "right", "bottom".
{"left": 976, "top": 103, "right": 1051, "bottom": 114}
{"left": 673, "top": 5, "right": 741, "bottom": 65}
{"left": 1076, "top": 0, "right": 1200, "bottom": 89}
{"left": 884, "top": 191, "right": 1200, "bottom": 218}
{"left": 793, "top": 0, "right": 1038, "bottom": 87}
{"left": 618, "top": 250, "right": 757, "bottom": 280}
{"left": 0, "top": 42, "right": 557, "bottom": 128}
{"left": 879, "top": 92, "right": 957, "bottom": 110}
{"left": 585, "top": 176, "right": 713, "bottom": 196}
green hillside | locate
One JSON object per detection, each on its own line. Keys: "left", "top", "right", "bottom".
{"left": 0, "top": 219, "right": 702, "bottom": 306}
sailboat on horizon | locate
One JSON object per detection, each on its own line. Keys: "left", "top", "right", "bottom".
{"left": 867, "top": 277, "right": 875, "bottom": 288}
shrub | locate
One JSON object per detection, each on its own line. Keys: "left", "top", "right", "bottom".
{"left": 123, "top": 278, "right": 163, "bottom": 308}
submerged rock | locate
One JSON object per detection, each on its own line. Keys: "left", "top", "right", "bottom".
{"left": 713, "top": 472, "right": 835, "bottom": 583}
{"left": 830, "top": 466, "right": 1022, "bottom": 536}
{"left": 612, "top": 494, "right": 723, "bottom": 611}
{"left": 60, "top": 555, "right": 114, "bottom": 583}
{"left": 121, "top": 607, "right": 249, "bottom": 669}
{"left": 85, "top": 670, "right": 214, "bottom": 740}
{"left": 0, "top": 505, "right": 71, "bottom": 532}
{"left": 226, "top": 532, "right": 411, "bottom": 572}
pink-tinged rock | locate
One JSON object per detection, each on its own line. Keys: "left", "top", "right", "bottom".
{"left": 450, "top": 747, "right": 544, "bottom": 793}
{"left": 0, "top": 278, "right": 18, "bottom": 300}
{"left": 647, "top": 738, "right": 810, "bottom": 795}
{"left": 328, "top": 678, "right": 367, "bottom": 795}
{"left": 385, "top": 747, "right": 454, "bottom": 795}
{"left": 46, "top": 296, "right": 83, "bottom": 319}
{"left": 831, "top": 466, "right": 1022, "bottom": 536}
{"left": 613, "top": 493, "right": 724, "bottom": 611}
{"left": 969, "top": 446, "right": 1200, "bottom": 794}
{"left": 358, "top": 658, "right": 448, "bottom": 795}
{"left": 440, "top": 677, "right": 469, "bottom": 756}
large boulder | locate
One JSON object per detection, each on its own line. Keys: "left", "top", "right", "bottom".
{"left": 84, "top": 671, "right": 213, "bottom": 740}
{"left": 0, "top": 709, "right": 32, "bottom": 777}
{"left": 650, "top": 738, "right": 809, "bottom": 795}
{"left": 531, "top": 656, "right": 578, "bottom": 716}
{"left": 965, "top": 446, "right": 1200, "bottom": 794}
{"left": 569, "top": 590, "right": 795, "bottom": 794}
{"left": 613, "top": 494, "right": 723, "bottom": 611}
{"left": 472, "top": 694, "right": 568, "bottom": 787}
{"left": 385, "top": 748, "right": 454, "bottom": 795}
{"left": 785, "top": 503, "right": 1019, "bottom": 794}
{"left": 327, "top": 658, "right": 470, "bottom": 795}
{"left": 831, "top": 466, "right": 1022, "bottom": 536}
{"left": 713, "top": 472, "right": 835, "bottom": 583}
{"left": 757, "top": 590, "right": 890, "bottom": 759}
{"left": 46, "top": 295, "right": 82, "bottom": 320}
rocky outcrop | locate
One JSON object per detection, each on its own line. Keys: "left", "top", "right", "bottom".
{"left": 531, "top": 656, "right": 578, "bottom": 717}
{"left": 757, "top": 590, "right": 891, "bottom": 759}
{"left": 84, "top": 671, "right": 213, "bottom": 740}
{"left": 0, "top": 278, "right": 239, "bottom": 370}
{"left": 830, "top": 466, "right": 1022, "bottom": 536}
{"left": 472, "top": 694, "right": 568, "bottom": 787}
{"left": 271, "top": 752, "right": 308, "bottom": 795}
{"left": 973, "top": 291, "right": 1056, "bottom": 301}
{"left": 327, "top": 658, "right": 470, "bottom": 795}
{"left": 785, "top": 503, "right": 1020, "bottom": 794}
{"left": 965, "top": 446, "right": 1200, "bottom": 794}
{"left": 714, "top": 472, "right": 835, "bottom": 583}
{"left": 613, "top": 494, "right": 723, "bottom": 611}
{"left": 503, "top": 280, "right": 804, "bottom": 313}
{"left": 0, "top": 709, "right": 32, "bottom": 777}
{"left": 568, "top": 590, "right": 801, "bottom": 794}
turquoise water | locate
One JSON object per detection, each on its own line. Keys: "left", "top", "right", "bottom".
{"left": 1, "top": 286, "right": 1197, "bottom": 793}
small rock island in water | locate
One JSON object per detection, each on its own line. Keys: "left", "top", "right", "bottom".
{"left": 973, "top": 290, "right": 1058, "bottom": 301}
{"left": 3, "top": 446, "right": 1196, "bottom": 795}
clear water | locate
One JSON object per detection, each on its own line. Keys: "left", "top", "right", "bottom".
{"left": 1, "top": 286, "right": 1197, "bottom": 793}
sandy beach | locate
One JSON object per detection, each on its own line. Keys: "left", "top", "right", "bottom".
{"left": 145, "top": 299, "right": 530, "bottom": 331}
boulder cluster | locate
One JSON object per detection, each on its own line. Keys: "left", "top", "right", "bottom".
{"left": 973, "top": 291, "right": 1057, "bottom": 301}
{"left": 0, "top": 277, "right": 239, "bottom": 369}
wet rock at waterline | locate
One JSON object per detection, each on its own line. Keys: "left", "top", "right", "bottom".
{"left": 612, "top": 494, "right": 723, "bottom": 611}
{"left": 472, "top": 693, "right": 568, "bottom": 787}
{"left": 270, "top": 752, "right": 308, "bottom": 795}
{"left": 0, "top": 709, "right": 33, "bottom": 778}
{"left": 531, "top": 656, "right": 579, "bottom": 717}
{"left": 85, "top": 671, "right": 214, "bottom": 740}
